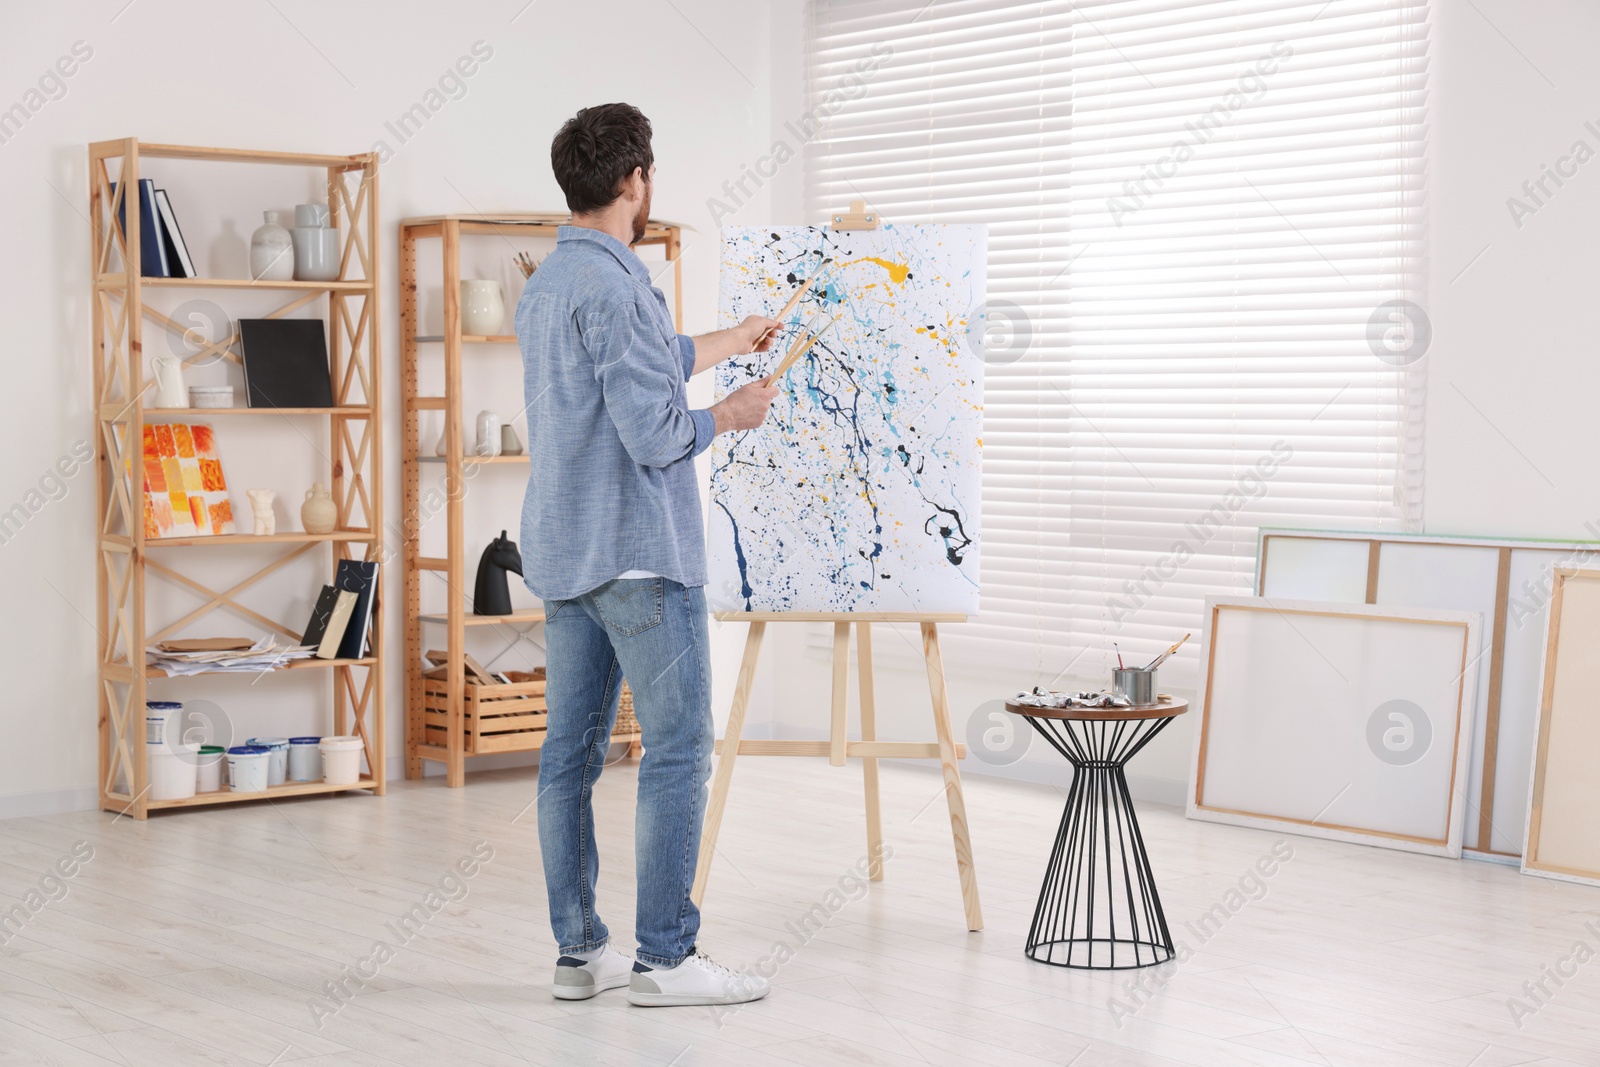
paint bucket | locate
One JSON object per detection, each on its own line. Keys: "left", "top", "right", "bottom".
{"left": 319, "top": 736, "right": 363, "bottom": 784}
{"left": 226, "top": 746, "right": 271, "bottom": 793}
{"left": 148, "top": 741, "right": 199, "bottom": 801}
{"left": 1112, "top": 668, "right": 1156, "bottom": 706}
{"left": 246, "top": 737, "right": 290, "bottom": 786}
{"left": 288, "top": 737, "right": 322, "bottom": 782}
{"left": 145, "top": 701, "right": 182, "bottom": 743}
{"left": 196, "top": 745, "right": 226, "bottom": 792}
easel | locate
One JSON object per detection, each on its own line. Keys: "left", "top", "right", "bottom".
{"left": 691, "top": 613, "right": 985, "bottom": 931}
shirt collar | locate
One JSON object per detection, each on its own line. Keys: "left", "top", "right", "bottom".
{"left": 557, "top": 225, "right": 651, "bottom": 283}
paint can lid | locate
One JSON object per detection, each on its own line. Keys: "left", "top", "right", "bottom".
{"left": 289, "top": 736, "right": 322, "bottom": 744}
{"left": 145, "top": 701, "right": 184, "bottom": 711}
{"left": 227, "top": 745, "right": 270, "bottom": 755}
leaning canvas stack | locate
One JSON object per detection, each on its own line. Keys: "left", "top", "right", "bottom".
{"left": 1190, "top": 528, "right": 1600, "bottom": 875}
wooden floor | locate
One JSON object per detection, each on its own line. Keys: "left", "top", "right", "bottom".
{"left": 2, "top": 759, "right": 1599, "bottom": 1066}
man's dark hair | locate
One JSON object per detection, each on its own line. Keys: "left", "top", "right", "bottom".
{"left": 551, "top": 103, "right": 654, "bottom": 215}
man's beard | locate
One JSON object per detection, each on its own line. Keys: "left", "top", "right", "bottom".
{"left": 631, "top": 186, "right": 651, "bottom": 244}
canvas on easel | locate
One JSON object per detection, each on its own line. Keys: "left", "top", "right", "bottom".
{"left": 708, "top": 223, "right": 987, "bottom": 614}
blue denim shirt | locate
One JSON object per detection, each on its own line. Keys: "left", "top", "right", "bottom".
{"left": 515, "top": 226, "right": 715, "bottom": 601}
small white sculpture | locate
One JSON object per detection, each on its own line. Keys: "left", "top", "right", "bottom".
{"left": 247, "top": 489, "right": 276, "bottom": 535}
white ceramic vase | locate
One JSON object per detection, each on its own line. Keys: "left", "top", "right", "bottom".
{"left": 475, "top": 410, "right": 502, "bottom": 457}
{"left": 152, "top": 356, "right": 188, "bottom": 408}
{"left": 291, "top": 202, "right": 340, "bottom": 282}
{"left": 460, "top": 280, "right": 505, "bottom": 336}
{"left": 249, "top": 211, "right": 294, "bottom": 281}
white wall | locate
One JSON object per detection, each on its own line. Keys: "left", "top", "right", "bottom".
{"left": 0, "top": 0, "right": 789, "bottom": 815}
{"left": 7, "top": 0, "right": 1596, "bottom": 816}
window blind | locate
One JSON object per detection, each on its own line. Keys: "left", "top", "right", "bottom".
{"left": 804, "top": 0, "right": 1428, "bottom": 683}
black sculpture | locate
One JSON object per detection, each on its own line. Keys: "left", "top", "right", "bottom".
{"left": 473, "top": 530, "right": 523, "bottom": 615}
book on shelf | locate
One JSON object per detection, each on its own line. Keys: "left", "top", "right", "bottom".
{"left": 238, "top": 318, "right": 335, "bottom": 409}
{"left": 301, "top": 584, "right": 358, "bottom": 660}
{"left": 111, "top": 178, "right": 170, "bottom": 278}
{"left": 333, "top": 559, "right": 379, "bottom": 660}
{"left": 153, "top": 189, "right": 196, "bottom": 278}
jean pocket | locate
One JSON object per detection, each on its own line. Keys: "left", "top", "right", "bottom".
{"left": 595, "top": 577, "right": 664, "bottom": 637}
{"left": 544, "top": 598, "right": 567, "bottom": 622}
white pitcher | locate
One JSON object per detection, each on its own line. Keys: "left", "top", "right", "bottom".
{"left": 152, "top": 356, "right": 188, "bottom": 408}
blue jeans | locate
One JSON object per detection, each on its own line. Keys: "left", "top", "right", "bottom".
{"left": 537, "top": 577, "right": 713, "bottom": 968}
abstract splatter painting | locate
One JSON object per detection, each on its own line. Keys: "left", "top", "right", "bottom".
{"left": 141, "top": 422, "right": 235, "bottom": 538}
{"left": 708, "top": 223, "right": 986, "bottom": 614}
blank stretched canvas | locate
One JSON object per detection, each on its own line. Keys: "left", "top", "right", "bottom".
{"left": 708, "top": 224, "right": 986, "bottom": 614}
{"left": 1190, "top": 596, "right": 1479, "bottom": 857}
{"left": 1524, "top": 568, "right": 1600, "bottom": 886}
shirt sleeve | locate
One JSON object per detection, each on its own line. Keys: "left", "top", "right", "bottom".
{"left": 677, "top": 333, "right": 697, "bottom": 379}
{"left": 581, "top": 299, "right": 715, "bottom": 467}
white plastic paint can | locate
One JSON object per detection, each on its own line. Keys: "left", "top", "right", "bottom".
{"left": 287, "top": 737, "right": 322, "bottom": 782}
{"left": 148, "top": 741, "right": 199, "bottom": 801}
{"left": 246, "top": 737, "right": 290, "bottom": 787}
{"left": 226, "top": 746, "right": 271, "bottom": 793}
{"left": 196, "top": 745, "right": 226, "bottom": 792}
{"left": 145, "top": 701, "right": 182, "bottom": 743}
{"left": 319, "top": 736, "right": 364, "bottom": 785}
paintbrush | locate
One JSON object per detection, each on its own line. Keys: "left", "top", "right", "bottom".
{"left": 762, "top": 313, "right": 839, "bottom": 387}
{"left": 1142, "top": 633, "right": 1190, "bottom": 671}
{"left": 760, "top": 259, "right": 832, "bottom": 346}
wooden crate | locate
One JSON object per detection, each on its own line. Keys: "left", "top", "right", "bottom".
{"left": 423, "top": 669, "right": 548, "bottom": 754}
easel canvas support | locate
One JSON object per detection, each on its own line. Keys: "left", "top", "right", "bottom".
{"left": 691, "top": 612, "right": 985, "bottom": 932}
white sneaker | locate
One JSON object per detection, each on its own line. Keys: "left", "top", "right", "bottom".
{"left": 552, "top": 944, "right": 634, "bottom": 1000}
{"left": 626, "top": 950, "right": 770, "bottom": 1007}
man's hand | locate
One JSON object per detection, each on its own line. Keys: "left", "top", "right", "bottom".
{"left": 711, "top": 380, "right": 779, "bottom": 434}
{"left": 738, "top": 315, "right": 781, "bottom": 354}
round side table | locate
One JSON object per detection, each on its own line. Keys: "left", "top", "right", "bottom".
{"left": 1004, "top": 696, "right": 1189, "bottom": 970}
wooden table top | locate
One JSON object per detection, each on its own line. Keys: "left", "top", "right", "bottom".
{"left": 1004, "top": 696, "right": 1189, "bottom": 722}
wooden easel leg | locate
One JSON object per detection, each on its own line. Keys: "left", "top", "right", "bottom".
{"left": 691, "top": 620, "right": 766, "bottom": 907}
{"left": 921, "top": 622, "right": 983, "bottom": 931}
{"left": 857, "top": 622, "right": 884, "bottom": 880}
{"left": 830, "top": 621, "right": 850, "bottom": 766}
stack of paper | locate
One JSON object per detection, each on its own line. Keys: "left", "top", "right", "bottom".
{"left": 147, "top": 636, "right": 316, "bottom": 677}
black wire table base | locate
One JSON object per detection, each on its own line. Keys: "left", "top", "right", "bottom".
{"left": 1023, "top": 713, "right": 1177, "bottom": 970}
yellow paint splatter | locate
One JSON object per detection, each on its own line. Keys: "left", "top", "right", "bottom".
{"left": 840, "top": 256, "right": 911, "bottom": 284}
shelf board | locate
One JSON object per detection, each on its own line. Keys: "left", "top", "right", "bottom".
{"left": 106, "top": 277, "right": 373, "bottom": 292}
{"left": 146, "top": 657, "right": 377, "bottom": 678}
{"left": 144, "top": 406, "right": 372, "bottom": 416}
{"left": 418, "top": 611, "right": 544, "bottom": 626}
{"left": 416, "top": 455, "right": 528, "bottom": 465}
{"left": 146, "top": 778, "right": 378, "bottom": 810}
{"left": 143, "top": 531, "right": 374, "bottom": 547}
{"left": 136, "top": 142, "right": 372, "bottom": 168}
{"left": 413, "top": 335, "right": 518, "bottom": 344}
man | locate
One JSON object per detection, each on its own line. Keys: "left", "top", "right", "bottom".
{"left": 515, "top": 102, "right": 780, "bottom": 1008}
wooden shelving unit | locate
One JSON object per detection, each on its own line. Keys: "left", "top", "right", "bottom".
{"left": 399, "top": 214, "right": 681, "bottom": 786}
{"left": 90, "top": 138, "right": 384, "bottom": 818}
